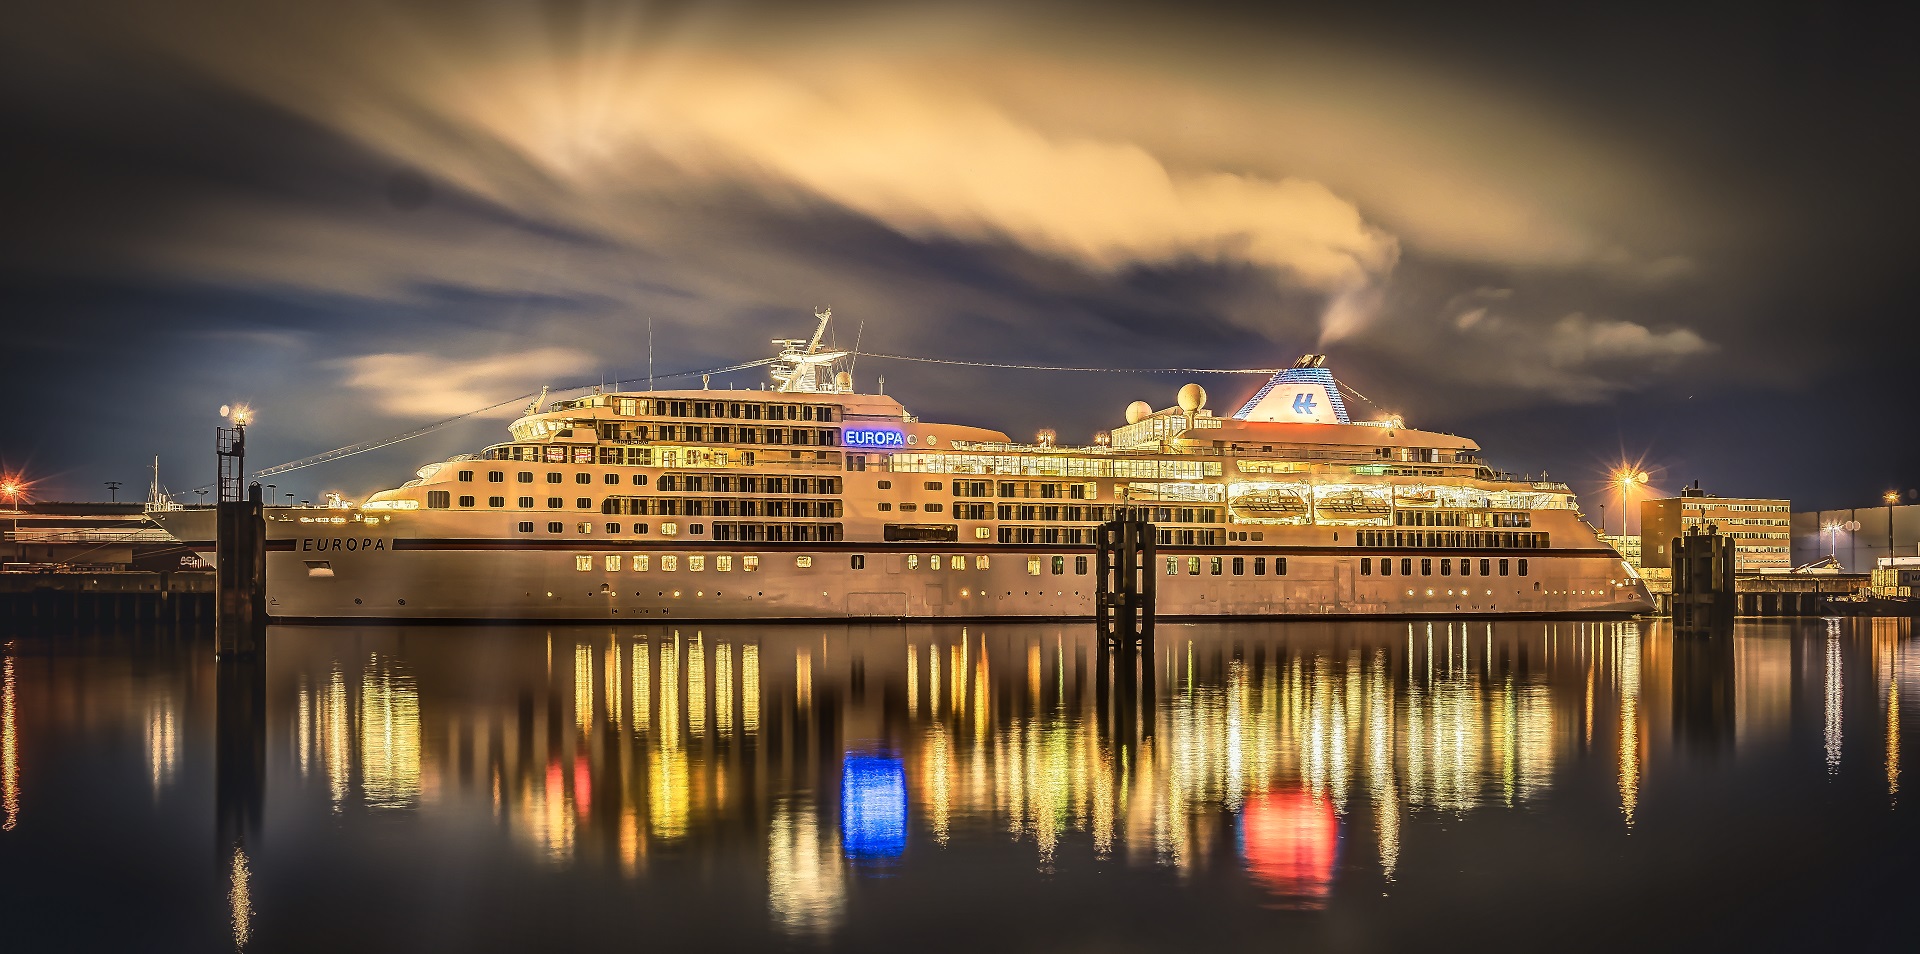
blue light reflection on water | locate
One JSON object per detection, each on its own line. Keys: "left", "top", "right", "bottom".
{"left": 841, "top": 756, "right": 907, "bottom": 861}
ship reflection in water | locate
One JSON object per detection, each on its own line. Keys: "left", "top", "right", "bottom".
{"left": 2, "top": 618, "right": 1918, "bottom": 951}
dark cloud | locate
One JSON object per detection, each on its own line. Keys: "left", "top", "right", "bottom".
{"left": 1, "top": 0, "right": 1916, "bottom": 515}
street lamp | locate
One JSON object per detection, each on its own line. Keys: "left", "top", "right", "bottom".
{"left": 1610, "top": 468, "right": 1649, "bottom": 536}
{"left": 1888, "top": 490, "right": 1902, "bottom": 563}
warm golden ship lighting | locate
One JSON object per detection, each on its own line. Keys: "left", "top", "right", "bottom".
{"left": 1888, "top": 491, "right": 1902, "bottom": 506}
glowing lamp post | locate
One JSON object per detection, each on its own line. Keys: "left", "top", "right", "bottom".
{"left": 1888, "top": 491, "right": 1902, "bottom": 561}
{"left": 1609, "top": 468, "right": 1649, "bottom": 536}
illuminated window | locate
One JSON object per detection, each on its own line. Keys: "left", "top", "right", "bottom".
{"left": 1052, "top": 556, "right": 1065, "bottom": 575}
{"left": 689, "top": 555, "right": 705, "bottom": 571}
{"left": 975, "top": 527, "right": 991, "bottom": 539}
{"left": 1210, "top": 557, "right": 1222, "bottom": 575}
{"left": 605, "top": 522, "right": 620, "bottom": 534}
{"left": 975, "top": 555, "right": 989, "bottom": 570}
{"left": 661, "top": 522, "right": 677, "bottom": 536}
{"left": 1166, "top": 557, "right": 1178, "bottom": 575}
{"left": 1188, "top": 557, "right": 1200, "bottom": 575}
{"left": 795, "top": 555, "right": 812, "bottom": 568}
{"left": 744, "top": 555, "right": 759, "bottom": 571}
{"left": 632, "top": 555, "right": 649, "bottom": 571}
{"left": 633, "top": 523, "right": 647, "bottom": 534}
{"left": 907, "top": 554, "right": 920, "bottom": 570}
{"left": 1029, "top": 556, "right": 1043, "bottom": 576}
{"left": 575, "top": 555, "right": 592, "bottom": 571}
{"left": 605, "top": 555, "right": 621, "bottom": 571}
{"left": 578, "top": 522, "right": 592, "bottom": 534}
{"left": 662, "top": 555, "right": 678, "bottom": 571}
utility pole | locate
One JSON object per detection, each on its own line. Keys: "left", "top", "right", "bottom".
{"left": 104, "top": 481, "right": 121, "bottom": 503}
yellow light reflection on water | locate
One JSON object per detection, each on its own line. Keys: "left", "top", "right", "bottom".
{"left": 1825, "top": 619, "right": 1844, "bottom": 774}
{"left": 767, "top": 798, "right": 844, "bottom": 939}
{"left": 2, "top": 649, "right": 17, "bottom": 832}
{"left": 1618, "top": 632, "right": 1641, "bottom": 828}
{"left": 229, "top": 845, "right": 253, "bottom": 948}
{"left": 361, "top": 655, "right": 422, "bottom": 810}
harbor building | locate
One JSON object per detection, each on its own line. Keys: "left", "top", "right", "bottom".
{"left": 1791, "top": 502, "right": 1920, "bottom": 573}
{"left": 1639, "top": 485, "right": 1791, "bottom": 574}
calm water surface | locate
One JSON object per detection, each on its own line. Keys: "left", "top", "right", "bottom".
{"left": 2, "top": 618, "right": 1916, "bottom": 951}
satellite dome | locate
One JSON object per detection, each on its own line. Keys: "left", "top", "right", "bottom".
{"left": 834, "top": 371, "right": 853, "bottom": 390}
{"left": 1125, "top": 401, "right": 1153, "bottom": 424}
{"left": 1176, "top": 383, "right": 1207, "bottom": 413}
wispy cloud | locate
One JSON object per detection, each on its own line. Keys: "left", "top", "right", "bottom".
{"left": 331, "top": 347, "right": 596, "bottom": 417}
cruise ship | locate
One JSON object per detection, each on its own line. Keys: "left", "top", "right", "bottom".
{"left": 150, "top": 313, "right": 1652, "bottom": 621}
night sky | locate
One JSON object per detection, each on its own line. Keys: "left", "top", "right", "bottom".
{"left": 4, "top": 1, "right": 1915, "bottom": 525}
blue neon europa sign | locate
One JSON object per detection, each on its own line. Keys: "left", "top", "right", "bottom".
{"left": 843, "top": 428, "right": 906, "bottom": 448}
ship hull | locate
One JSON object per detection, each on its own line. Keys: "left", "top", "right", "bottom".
{"left": 151, "top": 510, "right": 1654, "bottom": 622}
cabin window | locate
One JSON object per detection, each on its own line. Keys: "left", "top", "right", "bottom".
{"left": 457, "top": 470, "right": 473, "bottom": 482}
{"left": 1166, "top": 557, "right": 1179, "bottom": 575}
{"left": 1277, "top": 558, "right": 1288, "bottom": 576}
{"left": 1029, "top": 557, "right": 1043, "bottom": 576}
{"left": 488, "top": 497, "right": 504, "bottom": 508}
{"left": 1500, "top": 559, "right": 1510, "bottom": 576}
{"left": 1210, "top": 557, "right": 1222, "bottom": 575}
{"left": 924, "top": 503, "right": 944, "bottom": 514}
{"left": 690, "top": 524, "right": 703, "bottom": 534}
{"left": 877, "top": 503, "right": 893, "bottom": 512}
{"left": 1188, "top": 557, "right": 1201, "bottom": 576}
{"left": 605, "top": 555, "right": 621, "bottom": 572}
{"left": 794, "top": 556, "right": 812, "bottom": 568}
{"left": 604, "top": 473, "right": 619, "bottom": 485}
{"left": 427, "top": 491, "right": 450, "bottom": 509}
{"left": 632, "top": 555, "right": 649, "bottom": 571}
{"left": 688, "top": 556, "right": 705, "bottom": 572}
{"left": 1076, "top": 556, "right": 1090, "bottom": 575}
{"left": 577, "top": 522, "right": 592, "bottom": 534}
{"left": 457, "top": 495, "right": 475, "bottom": 508}
{"left": 1234, "top": 557, "right": 1246, "bottom": 575}
{"left": 518, "top": 496, "right": 533, "bottom": 508}
{"left": 1480, "top": 559, "right": 1492, "bottom": 576}
{"left": 744, "top": 556, "right": 760, "bottom": 571}
{"left": 1052, "top": 556, "right": 1065, "bottom": 575}
{"left": 1401, "top": 558, "right": 1413, "bottom": 576}
{"left": 488, "top": 471, "right": 504, "bottom": 482}
{"left": 877, "top": 480, "right": 893, "bottom": 490}
{"left": 851, "top": 555, "right": 866, "bottom": 569}
{"left": 547, "top": 473, "right": 562, "bottom": 483}
{"left": 976, "top": 555, "right": 990, "bottom": 570}
{"left": 632, "top": 524, "right": 647, "bottom": 535}
{"left": 547, "top": 522, "right": 564, "bottom": 533}
{"left": 1360, "top": 558, "right": 1371, "bottom": 576}
{"left": 1440, "top": 559, "right": 1451, "bottom": 576}
{"left": 717, "top": 555, "right": 733, "bottom": 572}
{"left": 662, "top": 555, "right": 678, "bottom": 571}
{"left": 517, "top": 472, "right": 532, "bottom": 483}
{"left": 631, "top": 474, "right": 648, "bottom": 486}
{"left": 605, "top": 522, "right": 621, "bottom": 534}
{"left": 1381, "top": 559, "right": 1392, "bottom": 577}
{"left": 573, "top": 473, "right": 589, "bottom": 485}
{"left": 576, "top": 497, "right": 592, "bottom": 510}
{"left": 1421, "top": 559, "right": 1432, "bottom": 576}
{"left": 923, "top": 481, "right": 943, "bottom": 491}
{"left": 575, "top": 555, "right": 592, "bottom": 571}
{"left": 1460, "top": 560, "right": 1471, "bottom": 577}
{"left": 517, "top": 521, "right": 534, "bottom": 533}
{"left": 907, "top": 555, "right": 920, "bottom": 570}
{"left": 899, "top": 503, "right": 918, "bottom": 513}
{"left": 975, "top": 527, "right": 991, "bottom": 539}
{"left": 548, "top": 497, "right": 563, "bottom": 509}
{"left": 1254, "top": 557, "right": 1266, "bottom": 575}
{"left": 1518, "top": 559, "right": 1529, "bottom": 576}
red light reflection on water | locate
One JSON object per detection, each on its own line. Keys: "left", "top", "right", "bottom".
{"left": 1240, "top": 789, "right": 1338, "bottom": 909}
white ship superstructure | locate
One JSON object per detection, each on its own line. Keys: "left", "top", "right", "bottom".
{"left": 150, "top": 315, "right": 1652, "bottom": 621}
